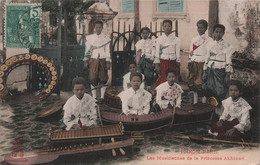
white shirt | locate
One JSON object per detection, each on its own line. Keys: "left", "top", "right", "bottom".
{"left": 85, "top": 33, "right": 111, "bottom": 61}
{"left": 203, "top": 39, "right": 233, "bottom": 72}
{"left": 63, "top": 93, "right": 97, "bottom": 130}
{"left": 118, "top": 88, "right": 152, "bottom": 115}
{"left": 154, "top": 33, "right": 181, "bottom": 63}
{"left": 189, "top": 34, "right": 213, "bottom": 62}
{"left": 135, "top": 39, "right": 155, "bottom": 60}
{"left": 122, "top": 72, "right": 145, "bottom": 91}
{"left": 220, "top": 97, "right": 251, "bottom": 133}
{"left": 156, "top": 81, "right": 183, "bottom": 109}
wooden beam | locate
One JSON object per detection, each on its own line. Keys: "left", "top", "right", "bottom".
{"left": 208, "top": 0, "right": 219, "bottom": 38}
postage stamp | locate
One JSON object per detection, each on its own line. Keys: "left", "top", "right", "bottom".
{"left": 5, "top": 3, "right": 42, "bottom": 48}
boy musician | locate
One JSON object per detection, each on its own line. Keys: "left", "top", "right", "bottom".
{"left": 84, "top": 20, "right": 111, "bottom": 101}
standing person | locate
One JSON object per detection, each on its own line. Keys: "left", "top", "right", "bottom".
{"left": 208, "top": 80, "right": 251, "bottom": 141}
{"left": 118, "top": 72, "right": 152, "bottom": 115}
{"left": 135, "top": 27, "right": 156, "bottom": 88}
{"left": 154, "top": 19, "right": 181, "bottom": 87}
{"left": 203, "top": 24, "right": 233, "bottom": 114}
{"left": 84, "top": 20, "right": 111, "bottom": 102}
{"left": 63, "top": 77, "right": 97, "bottom": 131}
{"left": 188, "top": 19, "right": 213, "bottom": 104}
{"left": 123, "top": 61, "right": 144, "bottom": 91}
{"left": 155, "top": 69, "right": 183, "bottom": 110}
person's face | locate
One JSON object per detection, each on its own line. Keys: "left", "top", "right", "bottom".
{"left": 130, "top": 76, "right": 142, "bottom": 91}
{"left": 94, "top": 23, "right": 103, "bottom": 35}
{"left": 197, "top": 24, "right": 207, "bottom": 36}
{"left": 213, "top": 27, "right": 224, "bottom": 41}
{"left": 73, "top": 84, "right": 86, "bottom": 100}
{"left": 142, "top": 30, "right": 149, "bottom": 39}
{"left": 163, "top": 22, "right": 172, "bottom": 35}
{"left": 166, "top": 72, "right": 176, "bottom": 86}
{"left": 129, "top": 64, "right": 137, "bottom": 73}
{"left": 229, "top": 85, "right": 240, "bottom": 101}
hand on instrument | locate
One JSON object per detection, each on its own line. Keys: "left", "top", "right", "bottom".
{"left": 71, "top": 124, "right": 81, "bottom": 130}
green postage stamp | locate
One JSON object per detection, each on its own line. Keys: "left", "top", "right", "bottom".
{"left": 5, "top": 3, "right": 42, "bottom": 48}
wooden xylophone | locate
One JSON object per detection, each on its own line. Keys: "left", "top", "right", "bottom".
{"left": 49, "top": 124, "right": 125, "bottom": 147}
{"left": 101, "top": 103, "right": 215, "bottom": 132}
{"left": 101, "top": 109, "right": 174, "bottom": 132}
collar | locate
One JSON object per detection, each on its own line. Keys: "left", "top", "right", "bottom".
{"left": 130, "top": 87, "right": 142, "bottom": 94}
{"left": 167, "top": 82, "right": 175, "bottom": 89}
{"left": 73, "top": 93, "right": 87, "bottom": 102}
{"left": 215, "top": 39, "right": 223, "bottom": 43}
{"left": 162, "top": 33, "right": 175, "bottom": 38}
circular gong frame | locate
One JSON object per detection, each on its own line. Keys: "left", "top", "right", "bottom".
{"left": 0, "top": 53, "right": 59, "bottom": 101}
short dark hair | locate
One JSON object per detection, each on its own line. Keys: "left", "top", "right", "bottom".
{"left": 213, "top": 24, "right": 225, "bottom": 32}
{"left": 229, "top": 80, "right": 243, "bottom": 93}
{"left": 141, "top": 27, "right": 150, "bottom": 33}
{"left": 130, "top": 72, "right": 143, "bottom": 82}
{"left": 163, "top": 19, "right": 172, "bottom": 26}
{"left": 129, "top": 61, "right": 137, "bottom": 67}
{"left": 94, "top": 20, "right": 103, "bottom": 27}
{"left": 72, "top": 77, "right": 87, "bottom": 88}
{"left": 197, "top": 19, "right": 208, "bottom": 30}
{"left": 165, "top": 69, "right": 176, "bottom": 77}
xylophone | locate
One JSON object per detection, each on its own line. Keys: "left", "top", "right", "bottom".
{"left": 101, "top": 108, "right": 174, "bottom": 132}
{"left": 101, "top": 103, "right": 215, "bottom": 132}
{"left": 49, "top": 123, "right": 125, "bottom": 147}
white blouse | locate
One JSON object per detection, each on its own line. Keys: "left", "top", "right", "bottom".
{"left": 154, "top": 33, "right": 181, "bottom": 63}
{"left": 189, "top": 34, "right": 213, "bottom": 62}
{"left": 63, "top": 93, "right": 97, "bottom": 130}
{"left": 203, "top": 39, "right": 233, "bottom": 72}
{"left": 118, "top": 88, "right": 152, "bottom": 115}
{"left": 156, "top": 81, "right": 183, "bottom": 109}
{"left": 85, "top": 33, "right": 111, "bottom": 62}
{"left": 135, "top": 39, "right": 155, "bottom": 60}
{"left": 220, "top": 97, "right": 252, "bottom": 133}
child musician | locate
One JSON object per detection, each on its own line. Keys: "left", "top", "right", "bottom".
{"left": 63, "top": 77, "right": 97, "bottom": 130}
{"left": 119, "top": 72, "right": 152, "bottom": 115}
{"left": 154, "top": 19, "right": 181, "bottom": 87}
{"left": 209, "top": 80, "right": 251, "bottom": 141}
{"left": 188, "top": 19, "right": 213, "bottom": 104}
{"left": 156, "top": 69, "right": 183, "bottom": 109}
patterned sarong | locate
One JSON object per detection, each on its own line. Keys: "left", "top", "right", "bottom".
{"left": 204, "top": 68, "right": 227, "bottom": 101}
{"left": 210, "top": 119, "right": 242, "bottom": 141}
{"left": 139, "top": 57, "right": 156, "bottom": 86}
{"left": 89, "top": 58, "right": 108, "bottom": 86}
{"left": 188, "top": 62, "right": 204, "bottom": 95}
{"left": 155, "top": 59, "right": 177, "bottom": 87}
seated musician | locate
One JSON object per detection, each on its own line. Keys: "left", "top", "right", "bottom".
{"left": 63, "top": 77, "right": 97, "bottom": 130}
{"left": 123, "top": 61, "right": 145, "bottom": 91}
{"left": 155, "top": 69, "right": 183, "bottom": 110}
{"left": 119, "top": 72, "right": 152, "bottom": 115}
{"left": 208, "top": 80, "right": 252, "bottom": 141}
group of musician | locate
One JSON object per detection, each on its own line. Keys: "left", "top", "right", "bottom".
{"left": 62, "top": 19, "right": 252, "bottom": 142}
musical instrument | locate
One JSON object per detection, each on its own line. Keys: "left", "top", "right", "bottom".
{"left": 49, "top": 124, "right": 125, "bottom": 147}
{"left": 5, "top": 138, "right": 134, "bottom": 165}
{"left": 0, "top": 53, "right": 59, "bottom": 103}
{"left": 101, "top": 103, "right": 215, "bottom": 132}
{"left": 35, "top": 100, "right": 66, "bottom": 119}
